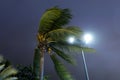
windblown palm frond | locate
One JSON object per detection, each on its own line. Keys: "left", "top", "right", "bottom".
{"left": 0, "top": 55, "right": 18, "bottom": 80}
{"left": 50, "top": 54, "right": 74, "bottom": 80}
{"left": 50, "top": 41, "right": 95, "bottom": 53}
{"left": 46, "top": 26, "right": 82, "bottom": 42}
{"left": 0, "top": 66, "right": 17, "bottom": 78}
{"left": 81, "top": 47, "right": 96, "bottom": 53}
{"left": 65, "top": 26, "right": 83, "bottom": 35}
{"left": 51, "top": 46, "right": 76, "bottom": 65}
{"left": 39, "top": 7, "right": 72, "bottom": 33}
{"left": 4, "top": 77, "right": 18, "bottom": 80}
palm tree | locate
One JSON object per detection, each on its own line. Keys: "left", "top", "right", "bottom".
{"left": 0, "top": 55, "right": 18, "bottom": 80}
{"left": 33, "top": 7, "right": 94, "bottom": 80}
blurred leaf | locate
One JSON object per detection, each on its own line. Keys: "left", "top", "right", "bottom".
{"left": 39, "top": 7, "right": 72, "bottom": 34}
{"left": 43, "top": 75, "right": 49, "bottom": 80}
{"left": 0, "top": 55, "right": 17, "bottom": 80}
{"left": 50, "top": 41, "right": 95, "bottom": 53}
{"left": 50, "top": 54, "right": 74, "bottom": 80}
{"left": 51, "top": 46, "right": 76, "bottom": 65}
{"left": 81, "top": 47, "right": 96, "bottom": 53}
{"left": 5, "top": 77, "right": 18, "bottom": 80}
{"left": 0, "top": 66, "right": 18, "bottom": 79}
{"left": 46, "top": 26, "right": 82, "bottom": 42}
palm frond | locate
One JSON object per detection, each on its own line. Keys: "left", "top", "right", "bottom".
{"left": 52, "top": 8, "right": 72, "bottom": 27}
{"left": 46, "top": 27, "right": 82, "bottom": 42}
{"left": 39, "top": 7, "right": 72, "bottom": 33}
{"left": 0, "top": 64, "right": 5, "bottom": 71}
{"left": 51, "top": 46, "right": 76, "bottom": 65}
{"left": 65, "top": 46, "right": 95, "bottom": 53}
{"left": 81, "top": 47, "right": 96, "bottom": 53}
{"left": 0, "top": 55, "right": 4, "bottom": 63}
{"left": 0, "top": 66, "right": 18, "bottom": 79}
{"left": 5, "top": 77, "right": 18, "bottom": 80}
{"left": 50, "top": 41, "right": 95, "bottom": 53}
{"left": 50, "top": 54, "right": 74, "bottom": 80}
{"left": 65, "top": 26, "right": 83, "bottom": 36}
{"left": 0, "top": 55, "right": 18, "bottom": 80}
{"left": 43, "top": 75, "right": 49, "bottom": 80}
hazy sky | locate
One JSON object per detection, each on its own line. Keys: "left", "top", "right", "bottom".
{"left": 0, "top": 0, "right": 120, "bottom": 80}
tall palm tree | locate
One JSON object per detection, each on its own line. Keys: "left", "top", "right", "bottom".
{"left": 0, "top": 55, "right": 18, "bottom": 80}
{"left": 33, "top": 7, "right": 94, "bottom": 80}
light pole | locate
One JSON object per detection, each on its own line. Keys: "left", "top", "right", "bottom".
{"left": 68, "top": 33, "right": 93, "bottom": 80}
{"left": 81, "top": 33, "right": 93, "bottom": 80}
{"left": 81, "top": 49, "right": 89, "bottom": 80}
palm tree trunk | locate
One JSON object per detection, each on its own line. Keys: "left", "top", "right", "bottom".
{"left": 33, "top": 46, "right": 45, "bottom": 80}
{"left": 33, "top": 48, "right": 40, "bottom": 80}
{"left": 40, "top": 47, "right": 45, "bottom": 80}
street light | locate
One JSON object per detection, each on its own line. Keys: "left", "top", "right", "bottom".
{"left": 81, "top": 33, "right": 93, "bottom": 80}
{"left": 68, "top": 33, "right": 93, "bottom": 80}
{"left": 83, "top": 33, "right": 93, "bottom": 44}
{"left": 67, "top": 36, "right": 75, "bottom": 44}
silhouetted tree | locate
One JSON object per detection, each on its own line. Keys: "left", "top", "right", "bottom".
{"left": 33, "top": 6, "right": 94, "bottom": 80}
{"left": 16, "top": 65, "right": 35, "bottom": 80}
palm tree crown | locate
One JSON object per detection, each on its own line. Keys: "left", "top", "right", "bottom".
{"left": 33, "top": 7, "right": 94, "bottom": 80}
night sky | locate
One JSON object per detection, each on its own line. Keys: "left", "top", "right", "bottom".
{"left": 0, "top": 0, "right": 120, "bottom": 80}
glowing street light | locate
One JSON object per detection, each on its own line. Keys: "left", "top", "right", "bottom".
{"left": 83, "top": 33, "right": 93, "bottom": 44}
{"left": 68, "top": 33, "right": 93, "bottom": 80}
{"left": 67, "top": 36, "right": 75, "bottom": 44}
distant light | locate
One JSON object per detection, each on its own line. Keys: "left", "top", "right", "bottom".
{"left": 83, "top": 33, "right": 93, "bottom": 44}
{"left": 67, "top": 37, "right": 75, "bottom": 44}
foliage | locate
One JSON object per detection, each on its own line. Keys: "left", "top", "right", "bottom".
{"left": 16, "top": 65, "right": 35, "bottom": 80}
{"left": 39, "top": 6, "right": 72, "bottom": 34}
{"left": 33, "top": 6, "right": 95, "bottom": 80}
{"left": 0, "top": 55, "right": 18, "bottom": 80}
{"left": 43, "top": 75, "right": 49, "bottom": 80}
{"left": 51, "top": 54, "right": 74, "bottom": 80}
{"left": 16, "top": 65, "right": 49, "bottom": 80}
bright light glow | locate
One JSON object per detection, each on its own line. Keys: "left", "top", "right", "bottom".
{"left": 67, "top": 37, "right": 75, "bottom": 44}
{"left": 83, "top": 33, "right": 93, "bottom": 44}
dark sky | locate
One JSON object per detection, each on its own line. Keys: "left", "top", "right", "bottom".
{"left": 0, "top": 0, "right": 120, "bottom": 80}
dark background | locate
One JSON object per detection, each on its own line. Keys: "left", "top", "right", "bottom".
{"left": 0, "top": 0, "right": 120, "bottom": 80}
